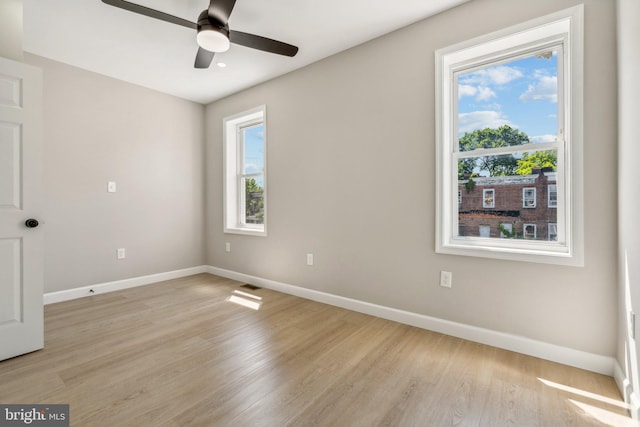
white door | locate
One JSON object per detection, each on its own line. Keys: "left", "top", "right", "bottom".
{"left": 0, "top": 57, "right": 44, "bottom": 361}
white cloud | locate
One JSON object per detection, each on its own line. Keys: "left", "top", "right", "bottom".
{"left": 530, "top": 134, "right": 557, "bottom": 143}
{"left": 458, "top": 84, "right": 496, "bottom": 101}
{"left": 458, "top": 111, "right": 515, "bottom": 134}
{"left": 476, "top": 86, "right": 497, "bottom": 101}
{"left": 520, "top": 75, "right": 557, "bottom": 103}
{"left": 460, "top": 66, "right": 524, "bottom": 86}
{"left": 458, "top": 84, "right": 477, "bottom": 98}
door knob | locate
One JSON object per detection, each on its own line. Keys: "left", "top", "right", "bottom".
{"left": 25, "top": 219, "right": 39, "bottom": 228}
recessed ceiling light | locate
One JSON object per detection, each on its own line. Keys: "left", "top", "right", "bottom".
{"left": 216, "top": 62, "right": 227, "bottom": 68}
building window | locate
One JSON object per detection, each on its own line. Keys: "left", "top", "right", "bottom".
{"left": 548, "top": 184, "right": 557, "bottom": 208}
{"left": 483, "top": 189, "right": 495, "bottom": 208}
{"left": 435, "top": 6, "right": 583, "bottom": 265}
{"left": 500, "top": 223, "right": 513, "bottom": 238}
{"left": 458, "top": 190, "right": 462, "bottom": 205}
{"left": 548, "top": 223, "right": 558, "bottom": 241}
{"left": 223, "top": 105, "right": 267, "bottom": 236}
{"left": 479, "top": 225, "right": 491, "bottom": 238}
{"left": 524, "top": 224, "right": 537, "bottom": 240}
{"left": 523, "top": 188, "right": 536, "bottom": 208}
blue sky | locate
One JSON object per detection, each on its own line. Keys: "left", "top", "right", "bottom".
{"left": 457, "top": 50, "right": 558, "bottom": 143}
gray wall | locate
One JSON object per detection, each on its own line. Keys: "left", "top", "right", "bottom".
{"left": 617, "top": 0, "right": 640, "bottom": 407}
{"left": 206, "top": 0, "right": 618, "bottom": 356}
{"left": 24, "top": 55, "right": 206, "bottom": 293}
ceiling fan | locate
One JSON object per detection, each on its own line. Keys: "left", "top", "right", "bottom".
{"left": 101, "top": 0, "right": 299, "bottom": 68}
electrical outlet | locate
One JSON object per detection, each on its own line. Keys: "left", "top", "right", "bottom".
{"left": 117, "top": 248, "right": 126, "bottom": 259}
{"left": 440, "top": 271, "right": 452, "bottom": 288}
{"left": 306, "top": 253, "right": 314, "bottom": 266}
{"left": 107, "top": 181, "right": 117, "bottom": 193}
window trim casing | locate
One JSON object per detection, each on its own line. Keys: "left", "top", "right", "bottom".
{"left": 223, "top": 105, "right": 267, "bottom": 237}
{"left": 435, "top": 5, "right": 584, "bottom": 266}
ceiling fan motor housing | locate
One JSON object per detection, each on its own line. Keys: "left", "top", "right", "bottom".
{"left": 196, "top": 10, "right": 230, "bottom": 52}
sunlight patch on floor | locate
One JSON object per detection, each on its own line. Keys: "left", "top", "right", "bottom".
{"left": 569, "top": 400, "right": 638, "bottom": 427}
{"left": 227, "top": 289, "right": 263, "bottom": 310}
{"left": 538, "top": 378, "right": 629, "bottom": 409}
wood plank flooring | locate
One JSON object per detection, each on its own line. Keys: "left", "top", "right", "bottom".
{"left": 0, "top": 273, "right": 632, "bottom": 426}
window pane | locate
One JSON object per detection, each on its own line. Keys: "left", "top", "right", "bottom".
{"left": 243, "top": 176, "right": 264, "bottom": 225}
{"left": 457, "top": 50, "right": 558, "bottom": 150}
{"left": 242, "top": 124, "right": 264, "bottom": 174}
{"left": 458, "top": 158, "right": 557, "bottom": 241}
{"left": 458, "top": 150, "right": 557, "bottom": 179}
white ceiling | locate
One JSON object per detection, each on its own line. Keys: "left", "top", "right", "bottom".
{"left": 23, "top": 0, "right": 469, "bottom": 104}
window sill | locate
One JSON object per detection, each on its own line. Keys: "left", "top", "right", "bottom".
{"left": 224, "top": 227, "right": 267, "bottom": 237}
{"left": 437, "top": 237, "right": 583, "bottom": 266}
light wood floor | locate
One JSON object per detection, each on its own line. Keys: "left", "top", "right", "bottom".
{"left": 0, "top": 274, "right": 632, "bottom": 426}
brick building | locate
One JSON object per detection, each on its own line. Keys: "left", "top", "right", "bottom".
{"left": 457, "top": 167, "right": 557, "bottom": 240}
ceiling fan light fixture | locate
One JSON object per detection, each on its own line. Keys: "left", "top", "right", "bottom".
{"left": 197, "top": 27, "right": 230, "bottom": 53}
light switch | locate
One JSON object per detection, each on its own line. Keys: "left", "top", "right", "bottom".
{"left": 108, "top": 181, "right": 117, "bottom": 193}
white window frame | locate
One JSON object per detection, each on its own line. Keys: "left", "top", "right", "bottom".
{"left": 522, "top": 188, "right": 536, "bottom": 208}
{"left": 548, "top": 184, "right": 558, "bottom": 208}
{"left": 435, "top": 5, "right": 584, "bottom": 265}
{"left": 223, "top": 105, "right": 267, "bottom": 236}
{"left": 483, "top": 189, "right": 495, "bottom": 208}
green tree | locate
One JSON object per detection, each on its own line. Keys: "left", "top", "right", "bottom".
{"left": 458, "top": 125, "right": 530, "bottom": 178}
{"left": 515, "top": 150, "right": 557, "bottom": 175}
{"left": 245, "top": 178, "right": 264, "bottom": 224}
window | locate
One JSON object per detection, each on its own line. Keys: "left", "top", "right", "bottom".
{"left": 458, "top": 190, "right": 462, "bottom": 205}
{"left": 524, "top": 224, "right": 537, "bottom": 240}
{"left": 483, "top": 189, "right": 495, "bottom": 208}
{"left": 435, "top": 6, "right": 583, "bottom": 265}
{"left": 223, "top": 105, "right": 267, "bottom": 236}
{"left": 548, "top": 223, "right": 558, "bottom": 241}
{"left": 523, "top": 188, "right": 536, "bottom": 208}
{"left": 479, "top": 225, "right": 491, "bottom": 238}
{"left": 500, "top": 223, "right": 513, "bottom": 238}
{"left": 548, "top": 184, "right": 557, "bottom": 208}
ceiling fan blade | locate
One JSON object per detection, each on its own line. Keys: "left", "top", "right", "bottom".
{"left": 101, "top": 0, "right": 196, "bottom": 30}
{"left": 194, "top": 47, "right": 215, "bottom": 69}
{"left": 229, "top": 31, "right": 298, "bottom": 57}
{"left": 208, "top": 0, "right": 237, "bottom": 24}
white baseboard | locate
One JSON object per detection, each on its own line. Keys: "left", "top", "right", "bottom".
{"left": 615, "top": 360, "right": 640, "bottom": 419}
{"left": 43, "top": 266, "right": 209, "bottom": 305}
{"left": 208, "top": 266, "right": 616, "bottom": 376}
